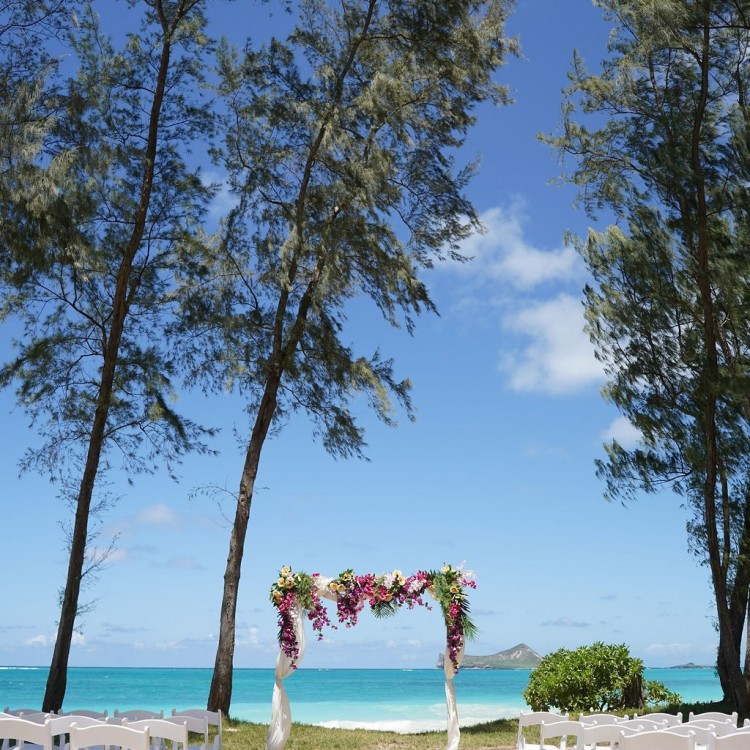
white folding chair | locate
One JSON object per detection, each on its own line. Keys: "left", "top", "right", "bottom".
{"left": 122, "top": 720, "right": 187, "bottom": 750}
{"left": 686, "top": 722, "right": 737, "bottom": 737}
{"left": 584, "top": 722, "right": 642, "bottom": 750}
{"left": 689, "top": 715, "right": 738, "bottom": 729}
{"left": 714, "top": 731, "right": 750, "bottom": 750}
{"left": 69, "top": 724, "right": 148, "bottom": 750}
{"left": 664, "top": 725, "right": 715, "bottom": 750}
{"left": 163, "top": 717, "right": 208, "bottom": 750}
{"left": 518, "top": 712, "right": 570, "bottom": 750}
{"left": 621, "top": 730, "right": 695, "bottom": 750}
{"left": 114, "top": 713, "right": 164, "bottom": 722}
{"left": 0, "top": 718, "right": 53, "bottom": 750}
{"left": 581, "top": 715, "right": 631, "bottom": 726}
{"left": 60, "top": 715, "right": 107, "bottom": 722}
{"left": 170, "top": 712, "right": 220, "bottom": 750}
{"left": 3, "top": 712, "right": 41, "bottom": 718}
{"left": 618, "top": 720, "right": 670, "bottom": 732}
{"left": 48, "top": 715, "right": 107, "bottom": 750}
{"left": 540, "top": 720, "right": 585, "bottom": 750}
{"left": 638, "top": 715, "right": 683, "bottom": 727}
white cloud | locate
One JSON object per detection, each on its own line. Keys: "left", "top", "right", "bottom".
{"left": 501, "top": 294, "right": 604, "bottom": 394}
{"left": 25, "top": 634, "right": 52, "bottom": 647}
{"left": 450, "top": 203, "right": 581, "bottom": 288}
{"left": 541, "top": 617, "right": 590, "bottom": 628}
{"left": 86, "top": 546, "right": 128, "bottom": 565}
{"left": 646, "top": 642, "right": 693, "bottom": 655}
{"left": 600, "top": 416, "right": 642, "bottom": 449}
{"left": 137, "top": 503, "right": 178, "bottom": 526}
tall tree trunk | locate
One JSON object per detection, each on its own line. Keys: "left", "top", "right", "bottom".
{"left": 692, "top": 2, "right": 750, "bottom": 718}
{"left": 207, "top": 376, "right": 281, "bottom": 714}
{"left": 42, "top": 4, "right": 178, "bottom": 711}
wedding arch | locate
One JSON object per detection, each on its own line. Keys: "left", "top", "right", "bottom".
{"left": 266, "top": 563, "right": 477, "bottom": 750}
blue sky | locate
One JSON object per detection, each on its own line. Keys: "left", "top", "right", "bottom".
{"left": 0, "top": 0, "right": 719, "bottom": 671}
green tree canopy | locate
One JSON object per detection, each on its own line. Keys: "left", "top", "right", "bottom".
{"left": 524, "top": 642, "right": 679, "bottom": 712}
{"left": 174, "top": 0, "right": 517, "bottom": 713}
{"left": 0, "top": 0, "right": 216, "bottom": 711}
{"left": 547, "top": 0, "right": 750, "bottom": 714}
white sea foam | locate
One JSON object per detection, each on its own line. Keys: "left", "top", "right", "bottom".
{"left": 315, "top": 716, "right": 497, "bottom": 734}
{"left": 314, "top": 705, "right": 522, "bottom": 734}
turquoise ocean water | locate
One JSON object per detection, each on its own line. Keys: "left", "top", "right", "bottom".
{"left": 0, "top": 666, "right": 723, "bottom": 732}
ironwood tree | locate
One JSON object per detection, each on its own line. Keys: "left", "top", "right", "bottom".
{"left": 0, "top": 0, "right": 214, "bottom": 711}
{"left": 174, "top": 0, "right": 517, "bottom": 714}
{"left": 549, "top": 0, "right": 750, "bottom": 715}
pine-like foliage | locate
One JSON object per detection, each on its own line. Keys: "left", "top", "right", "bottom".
{"left": 548, "top": 0, "right": 750, "bottom": 713}
{"left": 0, "top": 0, "right": 216, "bottom": 711}
{"left": 176, "top": 0, "right": 517, "bottom": 714}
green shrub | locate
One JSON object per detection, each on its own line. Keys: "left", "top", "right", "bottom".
{"left": 523, "top": 642, "right": 680, "bottom": 712}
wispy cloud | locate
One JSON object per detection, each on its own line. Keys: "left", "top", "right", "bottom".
{"left": 646, "top": 642, "right": 693, "bottom": 655}
{"left": 137, "top": 503, "right": 179, "bottom": 527}
{"left": 541, "top": 616, "right": 590, "bottom": 628}
{"left": 600, "top": 416, "right": 642, "bottom": 449}
{"left": 449, "top": 203, "right": 582, "bottom": 288}
{"left": 161, "top": 556, "right": 206, "bottom": 571}
{"left": 501, "top": 294, "right": 604, "bottom": 394}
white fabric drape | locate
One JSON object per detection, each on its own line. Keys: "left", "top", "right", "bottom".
{"left": 265, "top": 601, "right": 305, "bottom": 750}
{"left": 266, "top": 576, "right": 465, "bottom": 750}
{"left": 444, "top": 640, "right": 465, "bottom": 750}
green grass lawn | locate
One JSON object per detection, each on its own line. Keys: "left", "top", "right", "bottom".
{"left": 219, "top": 699, "right": 733, "bottom": 750}
{"left": 222, "top": 716, "right": 518, "bottom": 750}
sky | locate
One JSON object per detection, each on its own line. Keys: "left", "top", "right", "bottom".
{"left": 0, "top": 0, "right": 721, "bottom": 673}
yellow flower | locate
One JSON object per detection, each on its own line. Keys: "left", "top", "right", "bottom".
{"left": 330, "top": 582, "right": 338, "bottom": 591}
{"left": 272, "top": 590, "right": 283, "bottom": 603}
{"left": 384, "top": 593, "right": 393, "bottom": 602}
{"left": 442, "top": 565, "right": 450, "bottom": 573}
{"left": 450, "top": 585, "right": 460, "bottom": 594}
{"left": 277, "top": 577, "right": 285, "bottom": 587}
{"left": 337, "top": 583, "right": 346, "bottom": 593}
{"left": 285, "top": 579, "right": 294, "bottom": 589}
{"left": 281, "top": 566, "right": 291, "bottom": 575}
{"left": 393, "top": 569, "right": 402, "bottom": 577}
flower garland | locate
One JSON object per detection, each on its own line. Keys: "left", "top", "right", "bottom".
{"left": 269, "top": 563, "right": 476, "bottom": 670}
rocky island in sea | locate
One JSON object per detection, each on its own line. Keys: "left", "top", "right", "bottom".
{"left": 436, "top": 642, "right": 542, "bottom": 669}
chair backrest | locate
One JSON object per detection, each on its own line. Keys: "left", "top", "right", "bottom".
{"left": 637, "top": 714, "right": 683, "bottom": 727}
{"left": 665, "top": 725, "right": 716, "bottom": 749}
{"left": 686, "top": 721, "right": 737, "bottom": 736}
{"left": 163, "top": 716, "right": 208, "bottom": 750}
{"left": 618, "top": 719, "right": 669, "bottom": 731}
{"left": 715, "top": 731, "right": 750, "bottom": 750}
{"left": 540, "top": 720, "right": 585, "bottom": 750}
{"left": 115, "top": 712, "right": 164, "bottom": 721}
{"left": 689, "top": 713, "right": 738, "bottom": 727}
{"left": 16, "top": 713, "right": 51, "bottom": 724}
{"left": 580, "top": 715, "right": 630, "bottom": 726}
{"left": 518, "top": 711, "right": 570, "bottom": 750}
{"left": 3, "top": 710, "right": 41, "bottom": 717}
{"left": 583, "top": 723, "right": 641, "bottom": 750}
{"left": 0, "top": 717, "right": 53, "bottom": 750}
{"left": 122, "top": 720, "right": 187, "bottom": 750}
{"left": 621, "top": 730, "right": 695, "bottom": 750}
{"left": 171, "top": 711, "right": 220, "bottom": 750}
{"left": 69, "top": 723, "right": 149, "bottom": 750}
{"left": 62, "top": 712, "right": 108, "bottom": 721}
{"left": 49, "top": 716, "right": 106, "bottom": 736}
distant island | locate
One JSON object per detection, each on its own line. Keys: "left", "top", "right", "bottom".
{"left": 437, "top": 643, "right": 542, "bottom": 669}
{"left": 669, "top": 662, "right": 714, "bottom": 669}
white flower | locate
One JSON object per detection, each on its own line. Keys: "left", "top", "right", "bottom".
{"left": 409, "top": 578, "right": 424, "bottom": 593}
{"left": 382, "top": 573, "right": 395, "bottom": 589}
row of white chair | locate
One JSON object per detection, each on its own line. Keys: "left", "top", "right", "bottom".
{"left": 519, "top": 711, "right": 749, "bottom": 750}
{"left": 0, "top": 717, "right": 158, "bottom": 750}
{"left": 0, "top": 710, "right": 221, "bottom": 750}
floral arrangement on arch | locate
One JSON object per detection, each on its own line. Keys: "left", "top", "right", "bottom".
{"left": 269, "top": 563, "right": 477, "bottom": 670}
